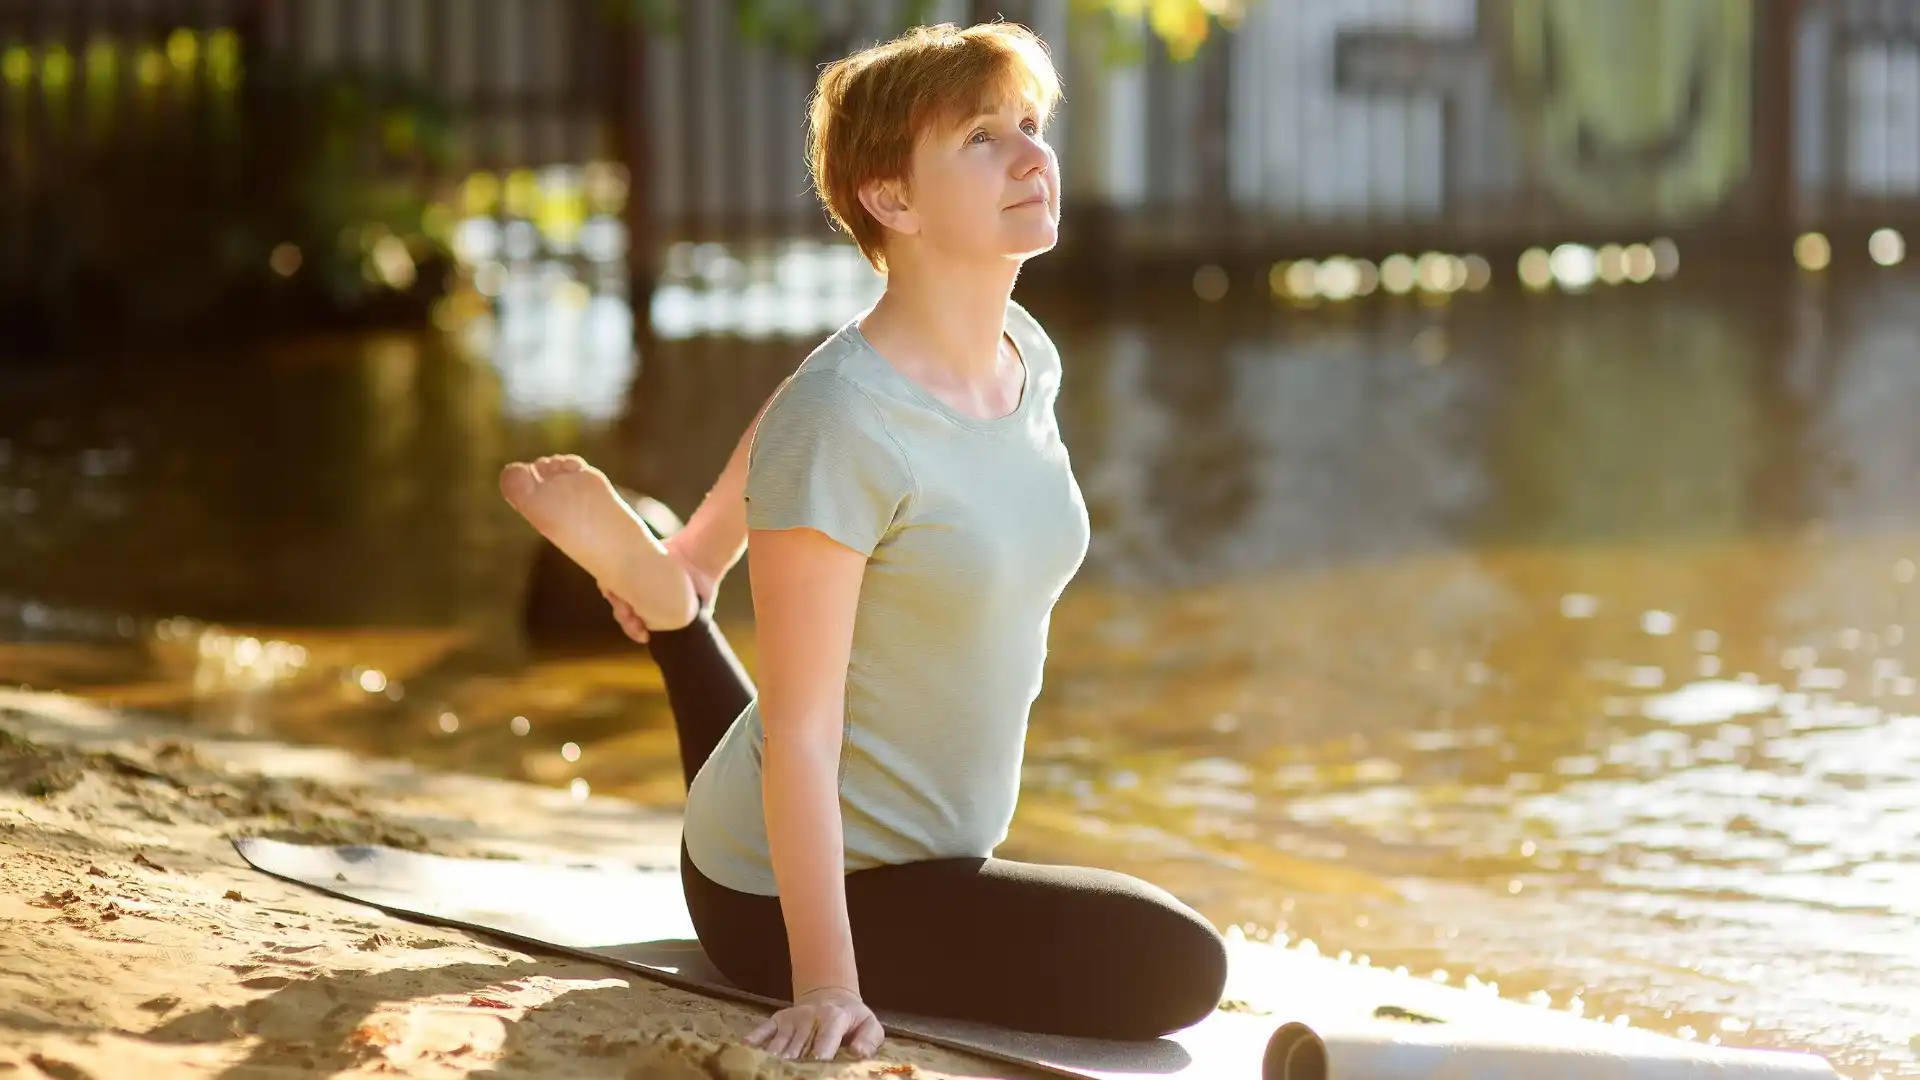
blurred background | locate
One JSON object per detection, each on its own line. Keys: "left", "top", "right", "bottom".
{"left": 2, "top": 1, "right": 1918, "bottom": 1076}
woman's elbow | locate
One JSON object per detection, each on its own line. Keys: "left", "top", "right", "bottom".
{"left": 761, "top": 731, "right": 842, "bottom": 773}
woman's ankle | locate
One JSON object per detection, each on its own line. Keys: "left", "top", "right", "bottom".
{"left": 646, "top": 604, "right": 712, "bottom": 641}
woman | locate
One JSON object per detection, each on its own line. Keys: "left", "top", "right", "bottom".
{"left": 499, "top": 21, "right": 1227, "bottom": 1063}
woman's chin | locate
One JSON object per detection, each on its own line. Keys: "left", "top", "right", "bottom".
{"left": 1002, "top": 221, "right": 1059, "bottom": 259}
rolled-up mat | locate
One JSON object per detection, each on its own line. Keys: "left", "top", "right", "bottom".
{"left": 233, "top": 838, "right": 1838, "bottom": 1080}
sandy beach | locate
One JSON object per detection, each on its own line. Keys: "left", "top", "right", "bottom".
{"left": 0, "top": 687, "right": 1044, "bottom": 1080}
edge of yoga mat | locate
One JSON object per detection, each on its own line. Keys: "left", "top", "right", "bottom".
{"left": 232, "top": 838, "right": 1841, "bottom": 1080}
{"left": 230, "top": 836, "right": 1243, "bottom": 1080}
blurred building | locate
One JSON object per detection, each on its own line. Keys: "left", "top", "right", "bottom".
{"left": 263, "top": 0, "right": 1920, "bottom": 250}
{"left": 1, "top": 0, "right": 1915, "bottom": 343}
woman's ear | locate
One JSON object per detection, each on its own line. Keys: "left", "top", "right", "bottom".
{"left": 857, "top": 176, "right": 919, "bottom": 239}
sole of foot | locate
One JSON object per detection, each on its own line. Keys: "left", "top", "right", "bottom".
{"left": 499, "top": 455, "right": 697, "bottom": 632}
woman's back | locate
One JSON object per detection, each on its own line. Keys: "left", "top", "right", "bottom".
{"left": 681, "top": 299, "right": 1089, "bottom": 896}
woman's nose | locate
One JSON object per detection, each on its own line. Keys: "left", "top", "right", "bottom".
{"left": 1012, "top": 134, "right": 1049, "bottom": 176}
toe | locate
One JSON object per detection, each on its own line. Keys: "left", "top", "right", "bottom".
{"left": 549, "top": 454, "right": 587, "bottom": 474}
{"left": 499, "top": 462, "right": 539, "bottom": 506}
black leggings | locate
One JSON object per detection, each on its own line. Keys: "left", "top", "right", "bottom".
{"left": 647, "top": 612, "right": 1229, "bottom": 1040}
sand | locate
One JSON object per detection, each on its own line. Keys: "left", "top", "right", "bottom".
{"left": 0, "top": 688, "right": 1045, "bottom": 1080}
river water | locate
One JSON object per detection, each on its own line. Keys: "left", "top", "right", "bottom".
{"left": 3, "top": 257, "right": 1916, "bottom": 1077}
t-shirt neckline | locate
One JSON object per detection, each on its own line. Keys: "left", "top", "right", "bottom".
{"left": 844, "top": 310, "right": 1033, "bottom": 432}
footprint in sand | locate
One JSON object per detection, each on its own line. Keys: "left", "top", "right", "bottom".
{"left": 239, "top": 975, "right": 299, "bottom": 990}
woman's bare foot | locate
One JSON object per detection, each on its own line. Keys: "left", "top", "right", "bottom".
{"left": 499, "top": 455, "right": 698, "bottom": 633}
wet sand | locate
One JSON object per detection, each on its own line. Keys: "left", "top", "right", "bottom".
{"left": 0, "top": 688, "right": 1042, "bottom": 1080}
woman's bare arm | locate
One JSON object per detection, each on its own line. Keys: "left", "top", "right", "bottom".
{"left": 670, "top": 386, "right": 787, "bottom": 585}
{"left": 749, "top": 523, "right": 868, "bottom": 997}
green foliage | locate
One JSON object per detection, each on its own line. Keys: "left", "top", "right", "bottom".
{"left": 4, "top": 64, "right": 456, "bottom": 352}
{"left": 598, "top": 0, "right": 1243, "bottom": 63}
{"left": 1070, "top": 0, "right": 1245, "bottom": 64}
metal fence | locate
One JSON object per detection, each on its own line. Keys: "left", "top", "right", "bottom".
{"left": 3, "top": 0, "right": 1918, "bottom": 272}
{"left": 250, "top": 0, "right": 613, "bottom": 169}
{"left": 619, "top": 0, "right": 1920, "bottom": 257}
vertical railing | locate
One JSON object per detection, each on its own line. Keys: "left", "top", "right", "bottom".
{"left": 5, "top": 0, "right": 1919, "bottom": 316}
{"left": 0, "top": 2, "right": 247, "bottom": 335}
{"left": 1792, "top": 0, "right": 1920, "bottom": 231}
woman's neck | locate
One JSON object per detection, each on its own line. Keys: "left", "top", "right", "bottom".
{"left": 858, "top": 256, "right": 1022, "bottom": 387}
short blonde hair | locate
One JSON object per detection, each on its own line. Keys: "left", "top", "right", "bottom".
{"left": 805, "top": 22, "right": 1061, "bottom": 271}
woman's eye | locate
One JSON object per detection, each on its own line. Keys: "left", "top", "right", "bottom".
{"left": 1021, "top": 120, "right": 1040, "bottom": 136}
{"left": 969, "top": 129, "right": 991, "bottom": 144}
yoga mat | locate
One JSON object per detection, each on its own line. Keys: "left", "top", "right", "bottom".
{"left": 234, "top": 838, "right": 1838, "bottom": 1080}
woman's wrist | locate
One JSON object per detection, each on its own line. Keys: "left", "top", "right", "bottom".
{"left": 666, "top": 521, "right": 737, "bottom": 584}
{"left": 795, "top": 982, "right": 859, "bottom": 1001}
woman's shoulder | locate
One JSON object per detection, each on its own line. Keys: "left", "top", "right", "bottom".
{"left": 773, "top": 331, "right": 884, "bottom": 410}
{"left": 754, "top": 341, "right": 904, "bottom": 464}
{"left": 1005, "top": 299, "right": 1061, "bottom": 375}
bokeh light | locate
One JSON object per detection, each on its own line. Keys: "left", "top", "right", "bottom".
{"left": 135, "top": 46, "right": 164, "bottom": 88}
{"left": 165, "top": 28, "right": 197, "bottom": 72}
{"left": 1, "top": 46, "right": 30, "bottom": 88}
{"left": 1596, "top": 245, "right": 1626, "bottom": 285}
{"left": 1518, "top": 248, "right": 1553, "bottom": 291}
{"left": 1193, "top": 264, "right": 1228, "bottom": 301}
{"left": 1380, "top": 254, "right": 1417, "bottom": 296}
{"left": 1353, "top": 259, "right": 1380, "bottom": 297}
{"left": 1650, "top": 237, "right": 1681, "bottom": 279}
{"left": 422, "top": 202, "right": 455, "bottom": 243}
{"left": 472, "top": 261, "right": 507, "bottom": 298}
{"left": 269, "top": 243, "right": 302, "bottom": 277}
{"left": 207, "top": 28, "right": 241, "bottom": 90}
{"left": 462, "top": 171, "right": 501, "bottom": 217}
{"left": 1549, "top": 244, "right": 1597, "bottom": 290}
{"left": 1794, "top": 232, "right": 1831, "bottom": 271}
{"left": 503, "top": 169, "right": 539, "bottom": 219}
{"left": 40, "top": 45, "right": 71, "bottom": 92}
{"left": 583, "top": 161, "right": 629, "bottom": 213}
{"left": 1313, "top": 255, "right": 1359, "bottom": 299}
{"left": 1316, "top": 257, "right": 1361, "bottom": 302}
{"left": 1279, "top": 259, "right": 1318, "bottom": 300}
{"left": 369, "top": 235, "right": 417, "bottom": 290}
{"left": 1462, "top": 255, "right": 1492, "bottom": 292}
{"left": 1622, "top": 244, "right": 1656, "bottom": 283}
{"left": 85, "top": 40, "right": 115, "bottom": 90}
{"left": 1869, "top": 228, "right": 1906, "bottom": 267}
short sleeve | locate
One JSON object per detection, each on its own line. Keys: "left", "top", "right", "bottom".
{"left": 745, "top": 372, "right": 914, "bottom": 556}
{"left": 1005, "top": 299, "right": 1061, "bottom": 387}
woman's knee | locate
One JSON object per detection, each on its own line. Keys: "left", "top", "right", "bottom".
{"left": 1061, "top": 869, "right": 1231, "bottom": 1036}
{"left": 1088, "top": 890, "right": 1229, "bottom": 1039}
{"left": 1146, "top": 915, "right": 1230, "bottom": 1035}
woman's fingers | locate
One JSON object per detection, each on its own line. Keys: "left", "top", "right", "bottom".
{"left": 742, "top": 1004, "right": 879, "bottom": 1061}
{"left": 751, "top": 1009, "right": 797, "bottom": 1057}
{"left": 778, "top": 1013, "right": 817, "bottom": 1059}
{"left": 599, "top": 585, "right": 651, "bottom": 642}
{"left": 809, "top": 1009, "right": 854, "bottom": 1060}
{"left": 850, "top": 1014, "right": 885, "bottom": 1057}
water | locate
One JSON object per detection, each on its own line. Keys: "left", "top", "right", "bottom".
{"left": 3, "top": 267, "right": 1918, "bottom": 1077}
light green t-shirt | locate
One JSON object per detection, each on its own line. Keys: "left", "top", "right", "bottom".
{"left": 681, "top": 300, "right": 1090, "bottom": 896}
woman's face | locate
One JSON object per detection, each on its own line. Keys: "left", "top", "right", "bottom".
{"left": 875, "top": 94, "right": 1060, "bottom": 265}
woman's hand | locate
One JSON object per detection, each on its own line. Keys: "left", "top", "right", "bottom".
{"left": 663, "top": 531, "right": 723, "bottom": 611}
{"left": 600, "top": 585, "right": 651, "bottom": 643}
{"left": 744, "top": 986, "right": 885, "bottom": 1061}
{"left": 599, "top": 533, "right": 721, "bottom": 644}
